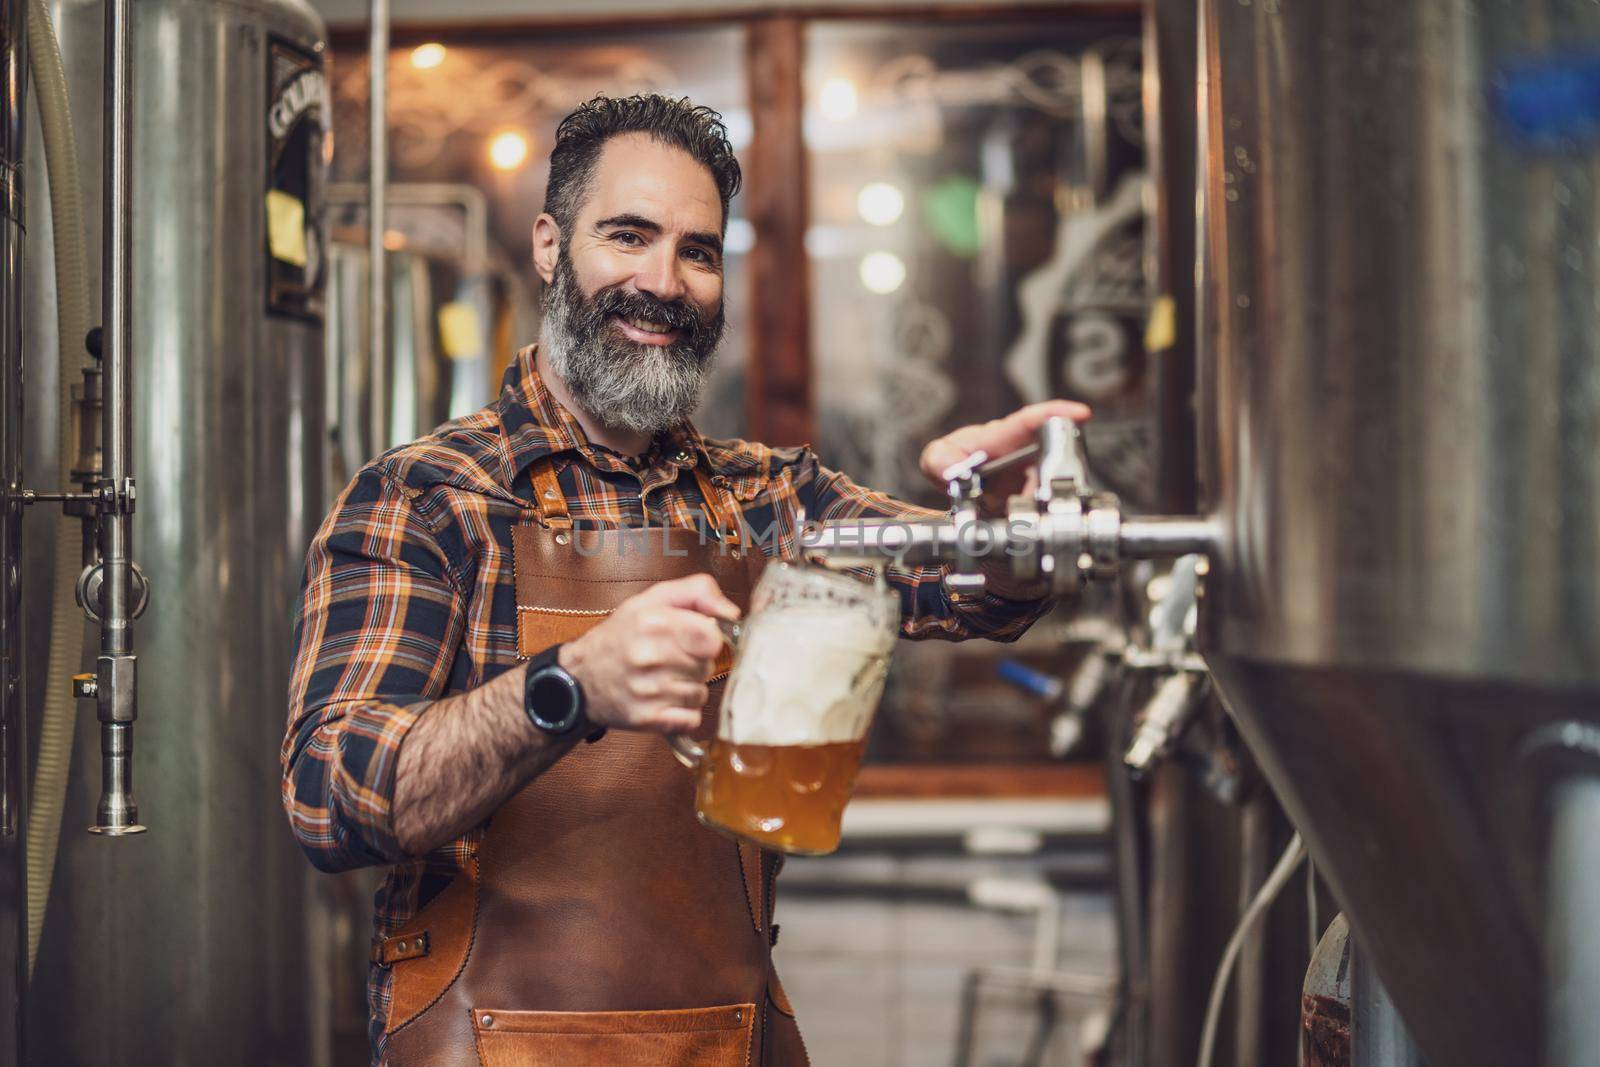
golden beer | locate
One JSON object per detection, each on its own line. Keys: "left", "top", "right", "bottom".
{"left": 694, "top": 738, "right": 868, "bottom": 854}
{"left": 669, "top": 562, "right": 900, "bottom": 855}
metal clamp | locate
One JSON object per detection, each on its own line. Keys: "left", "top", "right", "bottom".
{"left": 74, "top": 560, "right": 149, "bottom": 623}
{"left": 96, "top": 475, "right": 135, "bottom": 515}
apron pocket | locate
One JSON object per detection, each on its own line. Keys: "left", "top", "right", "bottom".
{"left": 470, "top": 1003, "right": 756, "bottom": 1067}
{"left": 516, "top": 606, "right": 613, "bottom": 659}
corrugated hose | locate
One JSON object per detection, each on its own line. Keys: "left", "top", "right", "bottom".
{"left": 24, "top": 0, "right": 91, "bottom": 980}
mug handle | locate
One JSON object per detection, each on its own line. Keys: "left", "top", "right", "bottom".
{"left": 666, "top": 616, "right": 742, "bottom": 770}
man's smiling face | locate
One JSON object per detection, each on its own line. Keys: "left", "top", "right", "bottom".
{"left": 534, "top": 132, "right": 729, "bottom": 435}
{"left": 565, "top": 131, "right": 726, "bottom": 342}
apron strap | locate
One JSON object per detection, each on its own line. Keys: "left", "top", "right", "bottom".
{"left": 691, "top": 465, "right": 742, "bottom": 546}
{"left": 528, "top": 457, "right": 572, "bottom": 529}
{"left": 531, "top": 453, "right": 740, "bottom": 544}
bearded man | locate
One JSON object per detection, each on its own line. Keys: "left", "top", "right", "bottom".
{"left": 283, "top": 93, "right": 1086, "bottom": 1067}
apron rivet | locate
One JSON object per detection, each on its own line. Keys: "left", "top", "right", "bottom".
{"left": 480, "top": 1013, "right": 493, "bottom": 1027}
{"left": 734, "top": 1010, "right": 742, "bottom": 1023}
{"left": 555, "top": 532, "right": 569, "bottom": 546}
{"left": 730, "top": 549, "right": 740, "bottom": 559}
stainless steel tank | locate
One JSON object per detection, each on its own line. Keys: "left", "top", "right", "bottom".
{"left": 0, "top": 0, "right": 27, "bottom": 1055}
{"left": 18, "top": 0, "right": 329, "bottom": 1060}
{"left": 1196, "top": 1, "right": 1600, "bottom": 1064}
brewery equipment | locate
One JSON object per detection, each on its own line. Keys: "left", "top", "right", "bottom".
{"left": 804, "top": 417, "right": 1215, "bottom": 588}
{"left": 3, "top": 0, "right": 331, "bottom": 1060}
{"left": 1196, "top": 0, "right": 1600, "bottom": 1063}
{"left": 0, "top": 0, "right": 28, "bottom": 1050}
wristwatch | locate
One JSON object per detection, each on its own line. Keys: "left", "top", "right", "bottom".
{"left": 523, "top": 644, "right": 605, "bottom": 743}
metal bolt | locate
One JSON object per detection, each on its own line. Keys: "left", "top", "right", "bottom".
{"left": 554, "top": 532, "right": 569, "bottom": 546}
{"left": 480, "top": 1014, "right": 494, "bottom": 1028}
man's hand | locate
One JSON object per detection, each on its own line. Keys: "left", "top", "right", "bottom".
{"left": 559, "top": 573, "right": 739, "bottom": 734}
{"left": 919, "top": 400, "right": 1091, "bottom": 516}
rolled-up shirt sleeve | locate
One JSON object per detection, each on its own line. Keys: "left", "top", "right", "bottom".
{"left": 796, "top": 452, "right": 1053, "bottom": 642}
{"left": 282, "top": 466, "right": 464, "bottom": 872}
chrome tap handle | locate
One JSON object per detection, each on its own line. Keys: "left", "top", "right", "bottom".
{"left": 1033, "top": 416, "right": 1088, "bottom": 506}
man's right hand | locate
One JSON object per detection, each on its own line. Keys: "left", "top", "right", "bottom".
{"left": 557, "top": 573, "right": 740, "bottom": 735}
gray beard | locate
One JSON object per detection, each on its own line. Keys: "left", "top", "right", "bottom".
{"left": 539, "top": 255, "right": 722, "bottom": 436}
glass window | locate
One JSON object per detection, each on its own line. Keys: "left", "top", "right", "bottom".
{"left": 805, "top": 15, "right": 1148, "bottom": 765}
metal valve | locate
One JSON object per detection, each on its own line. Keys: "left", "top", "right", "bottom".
{"left": 1121, "top": 555, "right": 1212, "bottom": 779}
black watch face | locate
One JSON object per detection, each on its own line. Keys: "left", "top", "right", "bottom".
{"left": 527, "top": 667, "right": 581, "bottom": 734}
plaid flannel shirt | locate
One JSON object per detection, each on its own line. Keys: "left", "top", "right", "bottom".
{"left": 282, "top": 346, "right": 1051, "bottom": 1059}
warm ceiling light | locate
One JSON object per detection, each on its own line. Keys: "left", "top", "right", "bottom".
{"left": 859, "top": 251, "right": 906, "bottom": 294}
{"left": 819, "top": 77, "right": 858, "bottom": 122}
{"left": 488, "top": 131, "right": 529, "bottom": 171}
{"left": 857, "top": 182, "right": 904, "bottom": 227}
{"left": 382, "top": 229, "right": 406, "bottom": 251}
{"left": 409, "top": 42, "right": 446, "bottom": 70}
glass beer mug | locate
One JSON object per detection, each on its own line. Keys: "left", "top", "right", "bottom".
{"left": 669, "top": 562, "right": 900, "bottom": 855}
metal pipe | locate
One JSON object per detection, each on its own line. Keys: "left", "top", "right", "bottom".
{"left": 89, "top": 0, "right": 142, "bottom": 836}
{"left": 1079, "top": 47, "right": 1108, "bottom": 202}
{"left": 1117, "top": 516, "right": 1217, "bottom": 558}
{"left": 804, "top": 514, "right": 1217, "bottom": 564}
{"left": 1545, "top": 773, "right": 1600, "bottom": 1067}
{"left": 329, "top": 181, "right": 489, "bottom": 271}
{"left": 366, "top": 0, "right": 388, "bottom": 454}
{"left": 1106, "top": 676, "right": 1149, "bottom": 1067}
{"left": 1350, "top": 937, "right": 1424, "bottom": 1067}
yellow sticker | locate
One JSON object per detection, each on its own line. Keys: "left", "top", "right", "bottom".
{"left": 1145, "top": 293, "right": 1177, "bottom": 354}
{"left": 265, "top": 189, "right": 307, "bottom": 267}
{"left": 437, "top": 301, "right": 484, "bottom": 360}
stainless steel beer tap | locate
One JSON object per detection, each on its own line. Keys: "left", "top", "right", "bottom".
{"left": 803, "top": 416, "right": 1218, "bottom": 594}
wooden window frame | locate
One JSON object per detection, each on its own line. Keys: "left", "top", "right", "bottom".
{"left": 330, "top": 2, "right": 1141, "bottom": 448}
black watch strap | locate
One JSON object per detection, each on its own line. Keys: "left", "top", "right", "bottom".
{"left": 524, "top": 644, "right": 606, "bottom": 743}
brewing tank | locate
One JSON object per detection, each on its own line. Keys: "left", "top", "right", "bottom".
{"left": 1196, "top": 1, "right": 1600, "bottom": 1064}
{"left": 18, "top": 0, "right": 328, "bottom": 1060}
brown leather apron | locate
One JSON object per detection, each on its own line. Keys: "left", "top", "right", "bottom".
{"left": 378, "top": 457, "right": 809, "bottom": 1067}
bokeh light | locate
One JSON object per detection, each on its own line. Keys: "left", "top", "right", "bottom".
{"left": 409, "top": 43, "right": 446, "bottom": 70}
{"left": 488, "top": 131, "right": 529, "bottom": 171}
{"left": 856, "top": 182, "right": 905, "bottom": 227}
{"left": 819, "top": 77, "right": 859, "bottom": 122}
{"left": 859, "top": 251, "right": 906, "bottom": 294}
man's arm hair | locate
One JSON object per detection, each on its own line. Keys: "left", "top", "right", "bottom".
{"left": 283, "top": 467, "right": 573, "bottom": 869}
{"left": 389, "top": 661, "right": 577, "bottom": 855}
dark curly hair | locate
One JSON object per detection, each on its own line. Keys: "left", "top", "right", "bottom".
{"left": 544, "top": 93, "right": 742, "bottom": 237}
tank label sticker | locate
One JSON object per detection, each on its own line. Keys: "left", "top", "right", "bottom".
{"left": 266, "top": 36, "right": 327, "bottom": 321}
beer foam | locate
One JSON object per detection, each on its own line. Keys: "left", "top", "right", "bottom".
{"left": 720, "top": 606, "right": 896, "bottom": 747}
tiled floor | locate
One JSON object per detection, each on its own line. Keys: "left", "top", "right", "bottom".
{"left": 772, "top": 852, "right": 1116, "bottom": 1067}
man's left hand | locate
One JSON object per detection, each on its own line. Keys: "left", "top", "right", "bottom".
{"left": 919, "top": 400, "right": 1091, "bottom": 517}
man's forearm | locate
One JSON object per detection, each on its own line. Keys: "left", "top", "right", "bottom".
{"left": 391, "top": 662, "right": 579, "bottom": 856}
